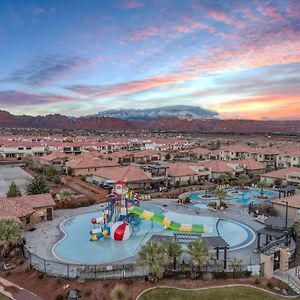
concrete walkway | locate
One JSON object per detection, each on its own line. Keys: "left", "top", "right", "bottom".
{"left": 0, "top": 276, "right": 42, "bottom": 300}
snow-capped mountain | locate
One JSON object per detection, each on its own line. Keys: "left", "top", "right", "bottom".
{"left": 95, "top": 105, "right": 218, "bottom": 120}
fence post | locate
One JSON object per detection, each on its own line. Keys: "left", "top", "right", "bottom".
{"left": 67, "top": 264, "right": 70, "bottom": 279}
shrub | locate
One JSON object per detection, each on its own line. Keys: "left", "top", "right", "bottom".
{"left": 214, "top": 271, "right": 228, "bottom": 279}
{"left": 267, "top": 280, "right": 274, "bottom": 289}
{"left": 110, "top": 284, "right": 129, "bottom": 300}
{"left": 279, "top": 281, "right": 289, "bottom": 291}
{"left": 243, "top": 270, "right": 252, "bottom": 277}
{"left": 52, "top": 175, "right": 61, "bottom": 184}
{"left": 123, "top": 278, "right": 134, "bottom": 285}
{"left": 84, "top": 289, "right": 93, "bottom": 297}
{"left": 203, "top": 272, "right": 214, "bottom": 281}
{"left": 252, "top": 275, "right": 261, "bottom": 285}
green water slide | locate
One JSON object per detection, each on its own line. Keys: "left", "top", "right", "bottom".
{"left": 129, "top": 206, "right": 210, "bottom": 233}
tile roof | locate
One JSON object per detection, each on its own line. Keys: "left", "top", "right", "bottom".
{"left": 167, "top": 162, "right": 199, "bottom": 177}
{"left": 271, "top": 194, "right": 300, "bottom": 209}
{"left": 67, "top": 156, "right": 118, "bottom": 169}
{"left": 0, "top": 193, "right": 55, "bottom": 221}
{"left": 92, "top": 165, "right": 151, "bottom": 182}
{"left": 261, "top": 167, "right": 300, "bottom": 179}
{"left": 233, "top": 159, "right": 265, "bottom": 170}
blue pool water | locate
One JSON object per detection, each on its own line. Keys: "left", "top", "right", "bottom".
{"left": 53, "top": 204, "right": 255, "bottom": 264}
{"left": 190, "top": 188, "right": 277, "bottom": 206}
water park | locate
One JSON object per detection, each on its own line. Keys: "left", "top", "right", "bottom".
{"left": 4, "top": 180, "right": 300, "bottom": 298}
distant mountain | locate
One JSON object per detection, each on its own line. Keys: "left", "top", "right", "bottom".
{"left": 95, "top": 105, "right": 218, "bottom": 120}
{"left": 1, "top": 110, "right": 300, "bottom": 134}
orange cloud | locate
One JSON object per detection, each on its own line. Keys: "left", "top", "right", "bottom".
{"left": 211, "top": 96, "right": 300, "bottom": 120}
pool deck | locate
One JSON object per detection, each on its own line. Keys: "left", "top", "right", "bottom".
{"left": 24, "top": 197, "right": 265, "bottom": 267}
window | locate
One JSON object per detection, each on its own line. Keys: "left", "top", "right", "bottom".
{"left": 26, "top": 217, "right": 31, "bottom": 224}
{"left": 18, "top": 147, "right": 24, "bottom": 150}
{"left": 26, "top": 147, "right": 31, "bottom": 150}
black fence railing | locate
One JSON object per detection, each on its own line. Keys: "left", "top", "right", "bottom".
{"left": 23, "top": 246, "right": 262, "bottom": 280}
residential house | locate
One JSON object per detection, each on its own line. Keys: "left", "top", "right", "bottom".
{"left": 260, "top": 167, "right": 300, "bottom": 186}
{"left": 91, "top": 165, "right": 152, "bottom": 190}
{"left": 0, "top": 193, "right": 55, "bottom": 230}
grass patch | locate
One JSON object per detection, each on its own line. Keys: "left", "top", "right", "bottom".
{"left": 139, "top": 286, "right": 298, "bottom": 300}
{"left": 0, "top": 294, "right": 11, "bottom": 300}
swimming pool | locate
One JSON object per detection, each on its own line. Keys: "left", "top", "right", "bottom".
{"left": 53, "top": 204, "right": 255, "bottom": 264}
{"left": 189, "top": 188, "right": 277, "bottom": 208}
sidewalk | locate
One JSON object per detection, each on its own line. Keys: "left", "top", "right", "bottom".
{"left": 0, "top": 276, "right": 42, "bottom": 300}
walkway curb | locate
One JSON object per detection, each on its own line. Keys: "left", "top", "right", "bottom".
{"left": 136, "top": 283, "right": 299, "bottom": 300}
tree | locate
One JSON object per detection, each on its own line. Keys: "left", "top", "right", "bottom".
{"left": 239, "top": 173, "right": 250, "bottom": 189}
{"left": 137, "top": 241, "right": 168, "bottom": 282}
{"left": 257, "top": 181, "right": 267, "bottom": 197}
{"left": 214, "top": 187, "right": 227, "bottom": 208}
{"left": 67, "top": 167, "right": 74, "bottom": 176}
{"left": 165, "top": 240, "right": 183, "bottom": 271}
{"left": 186, "top": 239, "right": 210, "bottom": 274}
{"left": 58, "top": 189, "right": 74, "bottom": 202}
{"left": 219, "top": 173, "right": 230, "bottom": 185}
{"left": 0, "top": 219, "right": 21, "bottom": 257}
{"left": 46, "top": 165, "right": 57, "bottom": 180}
{"left": 274, "top": 179, "right": 282, "bottom": 188}
{"left": 6, "top": 182, "right": 22, "bottom": 197}
{"left": 26, "top": 175, "right": 49, "bottom": 195}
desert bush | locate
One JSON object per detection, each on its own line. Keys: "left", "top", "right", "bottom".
{"left": 279, "top": 281, "right": 289, "bottom": 291}
{"left": 110, "top": 284, "right": 129, "bottom": 300}
{"left": 203, "top": 272, "right": 214, "bottom": 281}
{"left": 252, "top": 275, "right": 261, "bottom": 285}
{"left": 84, "top": 289, "right": 93, "bottom": 297}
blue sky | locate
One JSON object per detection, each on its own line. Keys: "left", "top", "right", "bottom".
{"left": 0, "top": 0, "right": 299, "bottom": 119}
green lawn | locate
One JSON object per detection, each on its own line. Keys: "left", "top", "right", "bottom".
{"left": 139, "top": 286, "right": 300, "bottom": 300}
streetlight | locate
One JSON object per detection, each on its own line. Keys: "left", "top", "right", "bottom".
{"left": 282, "top": 200, "right": 289, "bottom": 246}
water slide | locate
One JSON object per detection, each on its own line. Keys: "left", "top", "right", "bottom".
{"left": 128, "top": 206, "right": 212, "bottom": 233}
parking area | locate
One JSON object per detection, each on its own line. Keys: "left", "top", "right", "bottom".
{"left": 0, "top": 166, "right": 32, "bottom": 196}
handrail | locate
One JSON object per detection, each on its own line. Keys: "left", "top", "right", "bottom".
{"left": 260, "top": 237, "right": 286, "bottom": 253}
{"left": 287, "top": 273, "right": 300, "bottom": 294}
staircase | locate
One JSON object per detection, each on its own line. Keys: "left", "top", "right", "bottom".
{"left": 286, "top": 273, "right": 300, "bottom": 294}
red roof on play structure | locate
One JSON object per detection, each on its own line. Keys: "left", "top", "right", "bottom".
{"left": 114, "top": 181, "right": 126, "bottom": 186}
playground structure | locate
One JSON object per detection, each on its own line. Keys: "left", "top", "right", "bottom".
{"left": 90, "top": 181, "right": 212, "bottom": 241}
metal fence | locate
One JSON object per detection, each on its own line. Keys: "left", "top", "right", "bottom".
{"left": 23, "top": 246, "right": 148, "bottom": 279}
{"left": 23, "top": 246, "right": 262, "bottom": 280}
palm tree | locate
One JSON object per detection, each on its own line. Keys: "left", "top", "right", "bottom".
{"left": 214, "top": 187, "right": 227, "bottom": 208}
{"left": 165, "top": 240, "right": 183, "bottom": 271}
{"left": 239, "top": 174, "right": 250, "bottom": 189}
{"left": 257, "top": 181, "right": 267, "bottom": 197}
{"left": 26, "top": 175, "right": 49, "bottom": 195}
{"left": 219, "top": 173, "right": 230, "bottom": 185}
{"left": 137, "top": 241, "right": 167, "bottom": 282}
{"left": 6, "top": 181, "right": 22, "bottom": 197}
{"left": 0, "top": 219, "right": 22, "bottom": 257}
{"left": 186, "top": 239, "right": 210, "bottom": 275}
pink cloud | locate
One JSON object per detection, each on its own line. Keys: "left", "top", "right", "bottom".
{"left": 121, "top": 0, "right": 143, "bottom": 9}
{"left": 130, "top": 26, "right": 161, "bottom": 41}
{"left": 257, "top": 5, "right": 285, "bottom": 22}
{"left": 0, "top": 90, "right": 80, "bottom": 107}
{"left": 206, "top": 11, "right": 233, "bottom": 25}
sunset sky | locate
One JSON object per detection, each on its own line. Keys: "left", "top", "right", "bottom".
{"left": 0, "top": 0, "right": 299, "bottom": 119}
